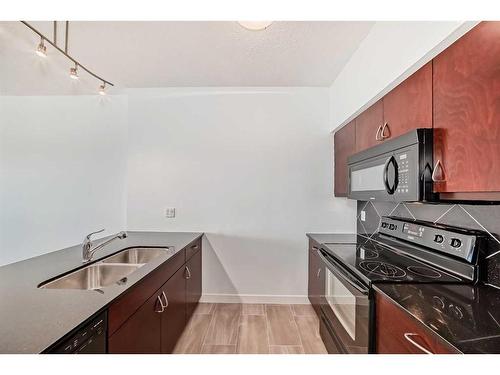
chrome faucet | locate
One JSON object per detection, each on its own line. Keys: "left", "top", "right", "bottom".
{"left": 82, "top": 229, "right": 127, "bottom": 263}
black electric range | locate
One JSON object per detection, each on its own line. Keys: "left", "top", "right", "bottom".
{"left": 315, "top": 216, "right": 488, "bottom": 354}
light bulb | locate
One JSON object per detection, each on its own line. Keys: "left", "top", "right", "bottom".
{"left": 98, "top": 83, "right": 106, "bottom": 95}
{"left": 36, "top": 38, "right": 47, "bottom": 57}
{"left": 237, "top": 21, "right": 273, "bottom": 31}
{"left": 70, "top": 64, "right": 79, "bottom": 80}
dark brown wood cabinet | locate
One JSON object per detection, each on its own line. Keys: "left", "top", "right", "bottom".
{"left": 160, "top": 266, "right": 188, "bottom": 353}
{"left": 354, "top": 100, "right": 384, "bottom": 152}
{"left": 108, "top": 238, "right": 202, "bottom": 354}
{"left": 186, "top": 247, "right": 202, "bottom": 320}
{"left": 353, "top": 63, "right": 432, "bottom": 154}
{"left": 108, "top": 288, "right": 162, "bottom": 354}
{"left": 334, "top": 120, "right": 356, "bottom": 197}
{"left": 375, "top": 292, "right": 459, "bottom": 354}
{"left": 308, "top": 239, "right": 325, "bottom": 317}
{"left": 433, "top": 22, "right": 500, "bottom": 196}
{"left": 383, "top": 62, "right": 433, "bottom": 139}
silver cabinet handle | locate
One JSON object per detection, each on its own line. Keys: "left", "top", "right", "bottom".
{"left": 155, "top": 295, "right": 165, "bottom": 313}
{"left": 185, "top": 266, "right": 191, "bottom": 280}
{"left": 404, "top": 333, "right": 434, "bottom": 354}
{"left": 317, "top": 268, "right": 321, "bottom": 278}
{"left": 162, "top": 291, "right": 169, "bottom": 308}
{"left": 380, "top": 122, "right": 390, "bottom": 139}
{"left": 375, "top": 125, "right": 382, "bottom": 141}
{"left": 431, "top": 159, "right": 446, "bottom": 182}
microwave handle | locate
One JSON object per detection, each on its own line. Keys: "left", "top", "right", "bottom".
{"left": 383, "top": 155, "right": 398, "bottom": 195}
{"left": 316, "top": 249, "right": 369, "bottom": 295}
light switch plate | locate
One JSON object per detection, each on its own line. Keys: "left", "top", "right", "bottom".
{"left": 360, "top": 210, "right": 366, "bottom": 222}
{"left": 165, "top": 208, "right": 176, "bottom": 218}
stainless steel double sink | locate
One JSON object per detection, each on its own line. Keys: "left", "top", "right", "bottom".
{"left": 39, "top": 247, "right": 172, "bottom": 290}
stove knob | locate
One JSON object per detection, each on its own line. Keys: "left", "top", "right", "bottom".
{"left": 450, "top": 238, "right": 462, "bottom": 248}
{"left": 434, "top": 234, "right": 444, "bottom": 244}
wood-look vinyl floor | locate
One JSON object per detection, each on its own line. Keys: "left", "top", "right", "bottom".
{"left": 173, "top": 303, "right": 327, "bottom": 354}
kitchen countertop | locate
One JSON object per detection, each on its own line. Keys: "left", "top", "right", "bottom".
{"left": 306, "top": 233, "right": 358, "bottom": 245}
{"left": 374, "top": 283, "right": 500, "bottom": 353}
{"left": 0, "top": 231, "right": 203, "bottom": 354}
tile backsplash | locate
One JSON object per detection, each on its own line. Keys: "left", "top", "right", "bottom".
{"left": 357, "top": 201, "right": 500, "bottom": 287}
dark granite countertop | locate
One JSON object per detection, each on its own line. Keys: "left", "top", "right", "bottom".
{"left": 0, "top": 231, "right": 203, "bottom": 354}
{"left": 374, "top": 283, "right": 500, "bottom": 353}
{"left": 306, "top": 233, "right": 358, "bottom": 245}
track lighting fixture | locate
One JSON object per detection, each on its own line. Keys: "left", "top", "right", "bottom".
{"left": 98, "top": 82, "right": 106, "bottom": 95}
{"left": 36, "top": 37, "right": 47, "bottom": 57}
{"left": 21, "top": 21, "right": 114, "bottom": 94}
{"left": 69, "top": 63, "right": 79, "bottom": 80}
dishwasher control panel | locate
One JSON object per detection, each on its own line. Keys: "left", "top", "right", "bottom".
{"left": 48, "top": 311, "right": 107, "bottom": 354}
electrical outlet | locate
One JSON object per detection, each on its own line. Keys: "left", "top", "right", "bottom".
{"left": 360, "top": 210, "right": 366, "bottom": 222}
{"left": 165, "top": 208, "right": 176, "bottom": 218}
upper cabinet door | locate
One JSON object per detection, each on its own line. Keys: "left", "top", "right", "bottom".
{"left": 334, "top": 120, "right": 356, "bottom": 197}
{"left": 355, "top": 100, "right": 384, "bottom": 152}
{"left": 433, "top": 22, "right": 500, "bottom": 193}
{"left": 383, "top": 62, "right": 433, "bottom": 138}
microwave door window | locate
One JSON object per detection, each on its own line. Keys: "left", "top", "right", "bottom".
{"left": 351, "top": 164, "right": 386, "bottom": 192}
{"left": 325, "top": 269, "right": 357, "bottom": 340}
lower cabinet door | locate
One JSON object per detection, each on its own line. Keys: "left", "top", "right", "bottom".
{"left": 308, "top": 241, "right": 324, "bottom": 317}
{"left": 108, "top": 291, "right": 162, "bottom": 354}
{"left": 160, "top": 266, "right": 187, "bottom": 353}
{"left": 186, "top": 249, "right": 202, "bottom": 320}
{"left": 375, "top": 292, "right": 459, "bottom": 354}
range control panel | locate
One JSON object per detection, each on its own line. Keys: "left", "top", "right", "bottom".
{"left": 378, "top": 216, "right": 480, "bottom": 262}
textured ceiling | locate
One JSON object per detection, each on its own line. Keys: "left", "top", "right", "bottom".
{"left": 0, "top": 21, "right": 374, "bottom": 95}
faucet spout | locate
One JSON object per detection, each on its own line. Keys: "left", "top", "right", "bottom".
{"left": 82, "top": 230, "right": 127, "bottom": 263}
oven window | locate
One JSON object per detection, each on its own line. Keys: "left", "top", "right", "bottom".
{"left": 351, "top": 164, "right": 385, "bottom": 191}
{"left": 325, "top": 269, "right": 356, "bottom": 340}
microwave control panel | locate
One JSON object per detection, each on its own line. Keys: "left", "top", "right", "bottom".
{"left": 392, "top": 147, "right": 419, "bottom": 201}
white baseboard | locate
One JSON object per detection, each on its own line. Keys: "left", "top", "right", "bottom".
{"left": 200, "top": 293, "right": 310, "bottom": 304}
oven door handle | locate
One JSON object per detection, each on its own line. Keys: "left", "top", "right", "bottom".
{"left": 317, "top": 249, "right": 369, "bottom": 295}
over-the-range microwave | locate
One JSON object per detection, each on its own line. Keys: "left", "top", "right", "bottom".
{"left": 347, "top": 129, "right": 436, "bottom": 202}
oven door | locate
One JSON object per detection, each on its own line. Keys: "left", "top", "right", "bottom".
{"left": 348, "top": 153, "right": 398, "bottom": 202}
{"left": 317, "top": 249, "right": 371, "bottom": 354}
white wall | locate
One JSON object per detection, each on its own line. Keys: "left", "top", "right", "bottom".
{"left": 329, "top": 21, "right": 478, "bottom": 130}
{"left": 0, "top": 95, "right": 128, "bottom": 266}
{"left": 126, "top": 88, "right": 356, "bottom": 302}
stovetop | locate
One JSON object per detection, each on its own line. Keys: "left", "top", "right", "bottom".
{"left": 321, "top": 236, "right": 465, "bottom": 286}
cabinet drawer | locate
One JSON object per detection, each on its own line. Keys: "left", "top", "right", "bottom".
{"left": 108, "top": 248, "right": 186, "bottom": 336}
{"left": 375, "top": 292, "right": 459, "bottom": 354}
{"left": 186, "top": 237, "right": 202, "bottom": 261}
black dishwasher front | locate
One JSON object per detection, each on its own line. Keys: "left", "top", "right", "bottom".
{"left": 48, "top": 311, "right": 107, "bottom": 354}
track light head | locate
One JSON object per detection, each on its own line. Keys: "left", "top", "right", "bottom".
{"left": 36, "top": 38, "right": 47, "bottom": 57}
{"left": 98, "top": 83, "right": 106, "bottom": 95}
{"left": 69, "top": 64, "right": 79, "bottom": 80}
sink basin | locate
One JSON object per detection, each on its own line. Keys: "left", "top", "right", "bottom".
{"left": 39, "top": 264, "right": 141, "bottom": 290}
{"left": 102, "top": 247, "right": 171, "bottom": 265}
{"left": 39, "top": 246, "right": 173, "bottom": 290}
